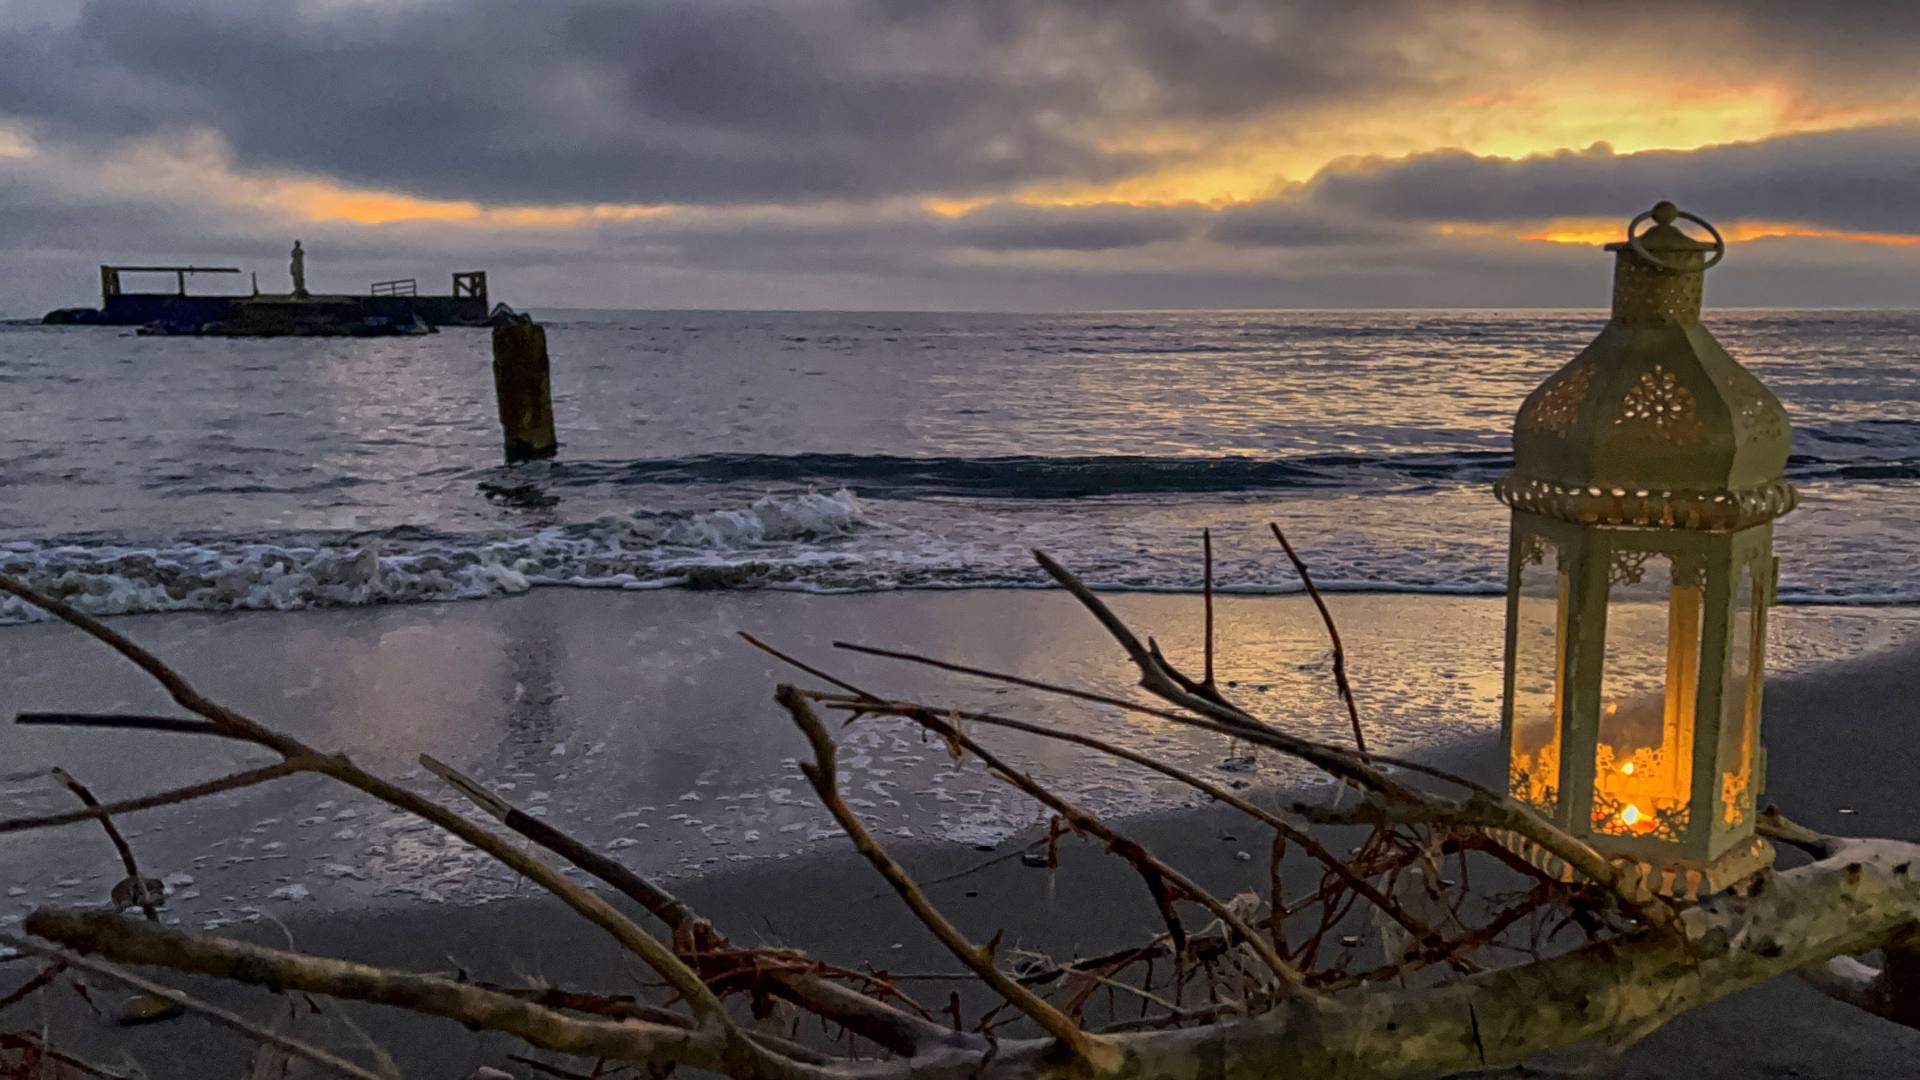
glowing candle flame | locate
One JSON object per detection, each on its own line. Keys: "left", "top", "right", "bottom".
{"left": 1621, "top": 762, "right": 1635, "bottom": 775}
{"left": 1621, "top": 804, "right": 1642, "bottom": 826}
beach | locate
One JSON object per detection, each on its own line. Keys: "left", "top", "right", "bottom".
{"left": 5, "top": 588, "right": 1920, "bottom": 1076}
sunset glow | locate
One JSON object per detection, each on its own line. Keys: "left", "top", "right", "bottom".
{"left": 1523, "top": 219, "right": 1920, "bottom": 249}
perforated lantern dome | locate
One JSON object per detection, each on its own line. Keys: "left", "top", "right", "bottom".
{"left": 1495, "top": 201, "right": 1796, "bottom": 533}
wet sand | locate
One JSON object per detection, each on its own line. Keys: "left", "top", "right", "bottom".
{"left": 4, "top": 589, "right": 1920, "bottom": 1076}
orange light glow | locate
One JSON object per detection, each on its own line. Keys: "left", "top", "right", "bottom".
{"left": 276, "top": 180, "right": 670, "bottom": 227}
{"left": 979, "top": 74, "right": 1920, "bottom": 211}
{"left": 93, "top": 131, "right": 675, "bottom": 228}
{"left": 1620, "top": 804, "right": 1642, "bottom": 826}
{"left": 1523, "top": 218, "right": 1920, "bottom": 249}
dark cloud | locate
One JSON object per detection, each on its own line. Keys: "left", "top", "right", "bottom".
{"left": 1294, "top": 123, "right": 1920, "bottom": 233}
{"left": 946, "top": 202, "right": 1204, "bottom": 251}
{"left": 0, "top": 0, "right": 1460, "bottom": 207}
{"left": 1209, "top": 199, "right": 1400, "bottom": 247}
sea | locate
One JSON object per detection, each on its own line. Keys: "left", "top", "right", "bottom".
{"left": 3, "top": 308, "right": 1918, "bottom": 619}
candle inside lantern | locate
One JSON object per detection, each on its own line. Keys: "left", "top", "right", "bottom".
{"left": 1591, "top": 560, "right": 1700, "bottom": 840}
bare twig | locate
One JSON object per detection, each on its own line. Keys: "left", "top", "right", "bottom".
{"left": 50, "top": 768, "right": 158, "bottom": 922}
{"left": 1029, "top": 551, "right": 1671, "bottom": 929}
{"left": 16, "top": 712, "right": 224, "bottom": 736}
{"left": 1202, "top": 529, "right": 1216, "bottom": 689}
{"left": 0, "top": 762, "right": 305, "bottom": 836}
{"left": 776, "top": 685, "right": 1108, "bottom": 1065}
{"left": 0, "top": 1031, "right": 133, "bottom": 1080}
{"left": 740, "top": 633, "right": 879, "bottom": 702}
{"left": 815, "top": 694, "right": 1439, "bottom": 948}
{"left": 1267, "top": 523, "right": 1366, "bottom": 754}
{"left": 419, "top": 754, "right": 703, "bottom": 934}
{"left": 0, "top": 961, "right": 63, "bottom": 1014}
{"left": 834, "top": 693, "right": 1308, "bottom": 991}
{"left": 419, "top": 753, "right": 964, "bottom": 1058}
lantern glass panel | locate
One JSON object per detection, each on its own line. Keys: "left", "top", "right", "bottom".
{"left": 1593, "top": 551, "right": 1702, "bottom": 843}
{"left": 1507, "top": 534, "right": 1566, "bottom": 816}
{"left": 1718, "top": 560, "right": 1761, "bottom": 832}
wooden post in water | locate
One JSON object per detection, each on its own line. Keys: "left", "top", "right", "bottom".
{"left": 490, "top": 318, "right": 558, "bottom": 462}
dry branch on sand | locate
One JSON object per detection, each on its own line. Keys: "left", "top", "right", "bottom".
{"left": 2, "top": 537, "right": 1918, "bottom": 1080}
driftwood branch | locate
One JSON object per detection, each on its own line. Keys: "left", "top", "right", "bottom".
{"left": 1, "top": 931, "right": 389, "bottom": 1080}
{"left": 11, "top": 917, "right": 727, "bottom": 1074}
{"left": 23, "top": 835, "right": 1920, "bottom": 1079}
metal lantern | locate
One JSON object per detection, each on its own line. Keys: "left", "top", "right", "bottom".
{"left": 1493, "top": 201, "right": 1795, "bottom": 900}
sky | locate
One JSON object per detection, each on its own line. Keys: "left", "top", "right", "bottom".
{"left": 4, "top": 0, "right": 1920, "bottom": 314}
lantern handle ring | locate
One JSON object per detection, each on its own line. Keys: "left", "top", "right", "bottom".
{"left": 1627, "top": 206, "right": 1725, "bottom": 272}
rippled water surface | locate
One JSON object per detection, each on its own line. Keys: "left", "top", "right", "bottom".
{"left": 3, "top": 308, "right": 1918, "bottom": 618}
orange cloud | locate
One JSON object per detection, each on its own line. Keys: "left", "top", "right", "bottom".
{"left": 273, "top": 178, "right": 671, "bottom": 227}
{"left": 959, "top": 75, "right": 1920, "bottom": 212}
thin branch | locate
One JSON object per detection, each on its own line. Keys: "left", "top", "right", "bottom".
{"left": 419, "top": 754, "right": 702, "bottom": 933}
{"left": 0, "top": 961, "right": 63, "bottom": 1014}
{"left": 1028, "top": 551, "right": 1671, "bottom": 929}
{"left": 817, "top": 695, "right": 1439, "bottom": 948}
{"left": 0, "top": 1032, "right": 133, "bottom": 1080}
{"left": 2, "top": 930, "right": 389, "bottom": 1080}
{"left": 828, "top": 639, "right": 1480, "bottom": 798}
{"left": 419, "top": 753, "right": 965, "bottom": 1058}
{"left": 775, "top": 685, "right": 1107, "bottom": 1065}
{"left": 0, "top": 762, "right": 306, "bottom": 836}
{"left": 740, "top": 633, "right": 880, "bottom": 702}
{"left": 1030, "top": 550, "right": 1407, "bottom": 795}
{"left": 1202, "top": 529, "right": 1216, "bottom": 689}
{"left": 51, "top": 768, "right": 158, "bottom": 922}
{"left": 1267, "top": 523, "right": 1366, "bottom": 754}
{"left": 16, "top": 712, "right": 224, "bottom": 737}
{"left": 836, "top": 693, "right": 1308, "bottom": 992}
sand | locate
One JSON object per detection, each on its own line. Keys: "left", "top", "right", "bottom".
{"left": 4, "top": 589, "right": 1919, "bottom": 1077}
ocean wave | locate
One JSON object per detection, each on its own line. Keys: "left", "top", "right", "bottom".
{"left": 4, "top": 479, "right": 1915, "bottom": 623}
{"left": 538, "top": 450, "right": 1515, "bottom": 499}
{"left": 523, "top": 444, "right": 1920, "bottom": 501}
{"left": 0, "top": 490, "right": 870, "bottom": 624}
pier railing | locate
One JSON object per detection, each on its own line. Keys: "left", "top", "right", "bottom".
{"left": 370, "top": 278, "right": 418, "bottom": 297}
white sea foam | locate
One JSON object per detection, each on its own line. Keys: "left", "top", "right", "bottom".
{"left": 0, "top": 490, "right": 869, "bottom": 624}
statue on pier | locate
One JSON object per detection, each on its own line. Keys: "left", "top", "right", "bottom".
{"left": 290, "top": 240, "right": 309, "bottom": 298}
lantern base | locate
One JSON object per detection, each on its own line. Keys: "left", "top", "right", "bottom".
{"left": 1487, "top": 830, "right": 1774, "bottom": 902}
